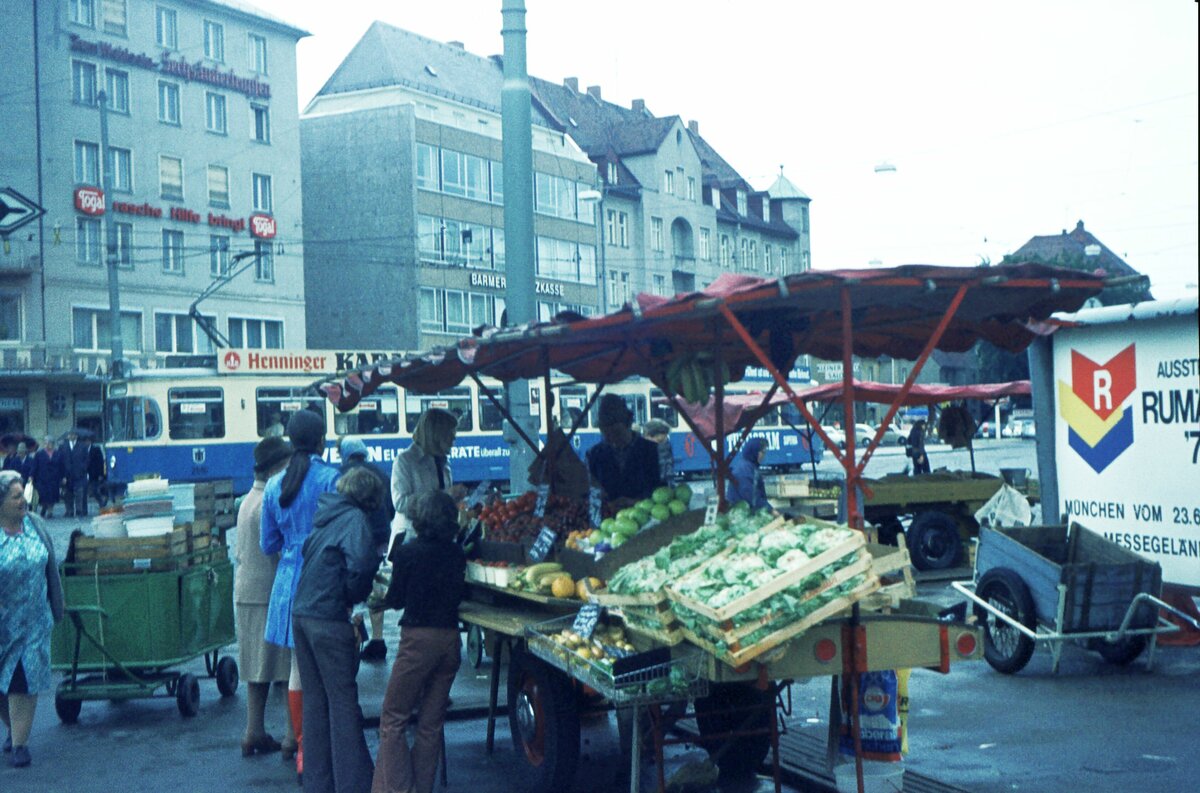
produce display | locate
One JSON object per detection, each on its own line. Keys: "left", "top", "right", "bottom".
{"left": 544, "top": 623, "right": 637, "bottom": 669}
{"left": 479, "top": 490, "right": 591, "bottom": 543}
{"left": 663, "top": 352, "right": 735, "bottom": 404}
{"left": 502, "top": 561, "right": 605, "bottom": 600}
{"left": 577, "top": 484, "right": 694, "bottom": 553}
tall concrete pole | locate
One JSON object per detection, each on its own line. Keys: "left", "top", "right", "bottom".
{"left": 98, "top": 90, "right": 123, "bottom": 379}
{"left": 501, "top": 0, "right": 538, "bottom": 492}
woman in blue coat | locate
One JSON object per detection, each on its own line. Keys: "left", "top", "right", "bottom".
{"left": 260, "top": 410, "right": 339, "bottom": 779}
{"left": 726, "top": 437, "right": 771, "bottom": 510}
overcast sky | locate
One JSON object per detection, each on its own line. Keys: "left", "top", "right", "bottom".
{"left": 260, "top": 0, "right": 1198, "bottom": 298}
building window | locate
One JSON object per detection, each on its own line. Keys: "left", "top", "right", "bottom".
{"left": 687, "top": 177, "right": 696, "bottom": 201}
{"left": 652, "top": 274, "right": 667, "bottom": 296}
{"left": 607, "top": 270, "right": 631, "bottom": 308}
{"left": 663, "top": 170, "right": 674, "bottom": 196}
{"left": 780, "top": 248, "right": 789, "bottom": 274}
{"left": 710, "top": 187, "right": 722, "bottom": 209}
{"left": 156, "top": 6, "right": 177, "bottom": 48}
{"left": 158, "top": 81, "right": 180, "bottom": 124}
{"left": 254, "top": 240, "right": 274, "bottom": 282}
{"left": 74, "top": 140, "right": 100, "bottom": 184}
{"left": 748, "top": 240, "right": 757, "bottom": 270}
{"left": 102, "top": 0, "right": 127, "bottom": 36}
{"left": 73, "top": 307, "right": 142, "bottom": 352}
{"left": 72, "top": 60, "right": 98, "bottom": 106}
{"left": 607, "top": 162, "right": 618, "bottom": 184}
{"left": 441, "top": 150, "right": 465, "bottom": 196}
{"left": 252, "top": 173, "right": 272, "bottom": 212}
{"left": 463, "top": 154, "right": 488, "bottom": 201}
{"left": 415, "top": 143, "right": 438, "bottom": 190}
{"left": 205, "top": 92, "right": 227, "bottom": 134}
{"left": 651, "top": 217, "right": 664, "bottom": 252}
{"left": 248, "top": 33, "right": 268, "bottom": 74}
{"left": 155, "top": 312, "right": 211, "bottom": 354}
{"left": 736, "top": 191, "right": 747, "bottom": 216}
{"left": 228, "top": 317, "right": 283, "bottom": 349}
{"left": 536, "top": 237, "right": 594, "bottom": 283}
{"left": 159, "top": 155, "right": 183, "bottom": 200}
{"left": 104, "top": 68, "right": 129, "bottom": 113}
{"left": 210, "top": 234, "right": 230, "bottom": 276}
{"left": 699, "top": 228, "right": 711, "bottom": 261}
{"left": 719, "top": 234, "right": 731, "bottom": 267}
{"left": 740, "top": 239, "right": 749, "bottom": 269}
{"left": 801, "top": 206, "right": 810, "bottom": 234}
{"left": 250, "top": 104, "right": 270, "bottom": 143}
{"left": 207, "top": 164, "right": 229, "bottom": 207}
{"left": 802, "top": 251, "right": 810, "bottom": 271}
{"left": 70, "top": 0, "right": 95, "bottom": 27}
{"left": 114, "top": 221, "right": 133, "bottom": 268}
{"left": 445, "top": 290, "right": 469, "bottom": 334}
{"left": 764, "top": 244, "right": 773, "bottom": 274}
{"left": 605, "top": 209, "right": 628, "bottom": 247}
{"left": 0, "top": 293, "right": 20, "bottom": 342}
{"left": 489, "top": 161, "right": 504, "bottom": 204}
{"left": 762, "top": 197, "right": 771, "bottom": 222}
{"left": 419, "top": 288, "right": 444, "bottom": 331}
{"left": 76, "top": 217, "right": 101, "bottom": 264}
{"left": 162, "top": 229, "right": 184, "bottom": 273}
{"left": 104, "top": 146, "right": 132, "bottom": 192}
{"left": 534, "top": 173, "right": 585, "bottom": 221}
{"left": 203, "top": 20, "right": 225, "bottom": 62}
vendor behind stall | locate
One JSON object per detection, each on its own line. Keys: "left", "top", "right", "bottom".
{"left": 585, "top": 394, "right": 662, "bottom": 505}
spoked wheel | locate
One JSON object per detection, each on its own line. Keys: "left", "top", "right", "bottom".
{"left": 55, "top": 683, "right": 83, "bottom": 724}
{"left": 216, "top": 656, "right": 239, "bottom": 697}
{"left": 506, "top": 649, "right": 579, "bottom": 793}
{"left": 975, "top": 567, "right": 1037, "bottom": 674}
{"left": 694, "top": 682, "right": 775, "bottom": 780}
{"left": 176, "top": 673, "right": 201, "bottom": 717}
{"left": 908, "top": 511, "right": 963, "bottom": 570}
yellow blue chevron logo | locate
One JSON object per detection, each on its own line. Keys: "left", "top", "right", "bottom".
{"left": 1058, "top": 344, "right": 1136, "bottom": 473}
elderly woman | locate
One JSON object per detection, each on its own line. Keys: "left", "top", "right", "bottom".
{"left": 292, "top": 467, "right": 384, "bottom": 793}
{"left": 235, "top": 437, "right": 294, "bottom": 758}
{"left": 261, "top": 410, "right": 340, "bottom": 778}
{"left": 726, "top": 437, "right": 771, "bottom": 510}
{"left": 372, "top": 490, "right": 466, "bottom": 793}
{"left": 360, "top": 409, "right": 460, "bottom": 664}
{"left": 0, "top": 469, "right": 64, "bottom": 769}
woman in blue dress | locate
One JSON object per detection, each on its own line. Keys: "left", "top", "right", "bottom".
{"left": 0, "top": 469, "right": 64, "bottom": 768}
{"left": 260, "top": 410, "right": 339, "bottom": 779}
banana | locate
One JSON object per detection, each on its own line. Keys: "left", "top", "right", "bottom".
{"left": 666, "top": 357, "right": 686, "bottom": 396}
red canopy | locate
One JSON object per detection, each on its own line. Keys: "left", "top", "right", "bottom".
{"left": 671, "top": 380, "right": 1032, "bottom": 442}
{"left": 318, "top": 263, "right": 1103, "bottom": 410}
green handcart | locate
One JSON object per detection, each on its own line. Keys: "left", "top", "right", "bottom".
{"left": 50, "top": 529, "right": 239, "bottom": 722}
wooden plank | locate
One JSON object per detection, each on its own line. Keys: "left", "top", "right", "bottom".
{"left": 590, "top": 590, "right": 670, "bottom": 608}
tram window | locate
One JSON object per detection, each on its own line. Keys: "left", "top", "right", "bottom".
{"left": 558, "top": 386, "right": 590, "bottom": 430}
{"left": 255, "top": 388, "right": 327, "bottom": 438}
{"left": 405, "top": 387, "right": 473, "bottom": 433}
{"left": 648, "top": 388, "right": 678, "bottom": 428}
{"left": 334, "top": 387, "right": 399, "bottom": 435}
{"left": 760, "top": 405, "right": 781, "bottom": 427}
{"left": 106, "top": 397, "right": 162, "bottom": 442}
{"left": 592, "top": 393, "right": 646, "bottom": 427}
{"left": 168, "top": 387, "right": 225, "bottom": 440}
{"left": 478, "top": 390, "right": 504, "bottom": 432}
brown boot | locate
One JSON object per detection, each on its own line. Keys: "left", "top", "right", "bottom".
{"left": 286, "top": 689, "right": 303, "bottom": 775}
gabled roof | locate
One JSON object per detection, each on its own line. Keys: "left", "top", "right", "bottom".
{"left": 767, "top": 173, "right": 809, "bottom": 201}
{"left": 1011, "top": 220, "right": 1140, "bottom": 279}
{"left": 315, "top": 22, "right": 557, "bottom": 128}
{"left": 688, "top": 129, "right": 750, "bottom": 191}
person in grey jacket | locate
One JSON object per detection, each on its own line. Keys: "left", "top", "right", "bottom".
{"left": 292, "top": 467, "right": 384, "bottom": 793}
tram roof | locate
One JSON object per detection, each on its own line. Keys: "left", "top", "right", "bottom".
{"left": 318, "top": 263, "right": 1106, "bottom": 411}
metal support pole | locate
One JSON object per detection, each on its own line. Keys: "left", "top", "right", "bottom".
{"left": 98, "top": 91, "right": 123, "bottom": 379}
{"left": 840, "top": 287, "right": 859, "bottom": 529}
{"left": 713, "top": 327, "right": 728, "bottom": 511}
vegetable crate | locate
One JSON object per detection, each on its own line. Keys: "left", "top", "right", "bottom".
{"left": 70, "top": 523, "right": 213, "bottom": 574}
{"left": 666, "top": 531, "right": 880, "bottom": 667}
{"left": 861, "top": 537, "right": 916, "bottom": 611}
{"left": 590, "top": 590, "right": 684, "bottom": 646}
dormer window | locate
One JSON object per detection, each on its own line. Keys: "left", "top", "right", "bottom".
{"left": 736, "top": 190, "right": 747, "bottom": 216}
{"left": 607, "top": 162, "right": 618, "bottom": 184}
{"left": 710, "top": 187, "right": 721, "bottom": 209}
{"left": 762, "top": 197, "right": 770, "bottom": 222}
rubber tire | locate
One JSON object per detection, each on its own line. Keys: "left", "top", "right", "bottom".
{"left": 216, "top": 656, "right": 239, "bottom": 697}
{"left": 467, "top": 625, "right": 485, "bottom": 669}
{"left": 694, "top": 682, "right": 774, "bottom": 780}
{"left": 1091, "top": 636, "right": 1148, "bottom": 666}
{"left": 975, "top": 568, "right": 1037, "bottom": 674}
{"left": 908, "top": 511, "right": 964, "bottom": 571}
{"left": 176, "top": 673, "right": 201, "bottom": 717}
{"left": 55, "top": 685, "right": 83, "bottom": 724}
{"left": 875, "top": 516, "right": 903, "bottom": 547}
{"left": 506, "top": 649, "right": 580, "bottom": 793}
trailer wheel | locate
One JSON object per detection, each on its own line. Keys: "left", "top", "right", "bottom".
{"left": 1090, "top": 636, "right": 1147, "bottom": 666}
{"left": 216, "top": 656, "right": 239, "bottom": 697}
{"left": 976, "top": 568, "right": 1037, "bottom": 674}
{"left": 55, "top": 685, "right": 83, "bottom": 724}
{"left": 908, "top": 511, "right": 963, "bottom": 570}
{"left": 176, "top": 673, "right": 201, "bottom": 717}
{"left": 694, "top": 682, "right": 774, "bottom": 779}
{"left": 506, "top": 649, "right": 579, "bottom": 793}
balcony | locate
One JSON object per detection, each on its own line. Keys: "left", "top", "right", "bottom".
{"left": 0, "top": 253, "right": 40, "bottom": 280}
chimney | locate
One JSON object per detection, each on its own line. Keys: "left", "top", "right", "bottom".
{"left": 563, "top": 77, "right": 578, "bottom": 92}
{"left": 587, "top": 85, "right": 602, "bottom": 100}
{"left": 632, "top": 98, "right": 645, "bottom": 113}
{"left": 688, "top": 119, "right": 699, "bottom": 134}
{"left": 447, "top": 40, "right": 464, "bottom": 49}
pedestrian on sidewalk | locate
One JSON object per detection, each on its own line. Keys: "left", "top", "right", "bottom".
{"left": 235, "top": 437, "right": 294, "bottom": 758}
{"left": 907, "top": 420, "right": 931, "bottom": 475}
{"left": 372, "top": 490, "right": 466, "bottom": 793}
{"left": 85, "top": 437, "right": 107, "bottom": 509}
{"left": 292, "top": 466, "right": 383, "bottom": 793}
{"left": 58, "top": 430, "right": 89, "bottom": 518}
{"left": 0, "top": 470, "right": 65, "bottom": 769}
{"left": 31, "top": 438, "right": 61, "bottom": 518}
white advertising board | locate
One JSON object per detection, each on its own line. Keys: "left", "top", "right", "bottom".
{"left": 1053, "top": 312, "right": 1199, "bottom": 586}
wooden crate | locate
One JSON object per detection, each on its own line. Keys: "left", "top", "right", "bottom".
{"left": 860, "top": 537, "right": 916, "bottom": 611}
{"left": 71, "top": 524, "right": 212, "bottom": 573}
{"left": 620, "top": 604, "right": 685, "bottom": 646}
{"left": 764, "top": 475, "right": 810, "bottom": 498}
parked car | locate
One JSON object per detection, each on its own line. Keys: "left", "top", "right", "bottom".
{"left": 852, "top": 423, "right": 908, "bottom": 447}
{"left": 975, "top": 420, "right": 993, "bottom": 439}
{"left": 821, "top": 425, "right": 845, "bottom": 448}
{"left": 1002, "top": 419, "right": 1025, "bottom": 438}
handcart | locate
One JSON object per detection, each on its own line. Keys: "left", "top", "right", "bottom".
{"left": 50, "top": 526, "right": 239, "bottom": 722}
{"left": 952, "top": 522, "right": 1200, "bottom": 674}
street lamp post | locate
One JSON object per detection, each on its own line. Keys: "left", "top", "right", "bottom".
{"left": 98, "top": 90, "right": 123, "bottom": 379}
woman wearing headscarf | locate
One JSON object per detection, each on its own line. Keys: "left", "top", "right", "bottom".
{"left": 235, "top": 436, "right": 294, "bottom": 758}
{"left": 0, "top": 469, "right": 64, "bottom": 769}
{"left": 261, "top": 410, "right": 340, "bottom": 779}
{"left": 292, "top": 467, "right": 383, "bottom": 793}
{"left": 361, "top": 409, "right": 459, "bottom": 663}
{"left": 372, "top": 490, "right": 466, "bottom": 793}
{"left": 726, "top": 437, "right": 771, "bottom": 510}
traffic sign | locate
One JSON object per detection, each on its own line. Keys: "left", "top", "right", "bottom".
{"left": 0, "top": 188, "right": 45, "bottom": 237}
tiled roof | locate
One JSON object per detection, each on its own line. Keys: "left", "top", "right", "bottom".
{"left": 192, "top": 0, "right": 309, "bottom": 37}
{"left": 688, "top": 129, "right": 750, "bottom": 191}
{"left": 1011, "top": 220, "right": 1140, "bottom": 278}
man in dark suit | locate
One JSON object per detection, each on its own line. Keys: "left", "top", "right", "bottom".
{"left": 86, "top": 437, "right": 108, "bottom": 508}
{"left": 59, "top": 429, "right": 90, "bottom": 518}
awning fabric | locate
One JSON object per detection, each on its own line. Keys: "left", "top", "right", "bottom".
{"left": 318, "top": 263, "right": 1103, "bottom": 411}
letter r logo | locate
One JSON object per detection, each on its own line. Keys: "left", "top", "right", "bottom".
{"left": 1093, "top": 370, "right": 1112, "bottom": 412}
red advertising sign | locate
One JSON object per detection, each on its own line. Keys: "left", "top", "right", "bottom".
{"left": 249, "top": 213, "right": 277, "bottom": 239}
{"left": 74, "top": 186, "right": 106, "bottom": 216}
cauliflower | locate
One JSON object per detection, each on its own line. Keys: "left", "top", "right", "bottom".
{"left": 776, "top": 548, "right": 811, "bottom": 571}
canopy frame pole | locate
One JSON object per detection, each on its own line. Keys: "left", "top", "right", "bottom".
{"left": 469, "top": 371, "right": 540, "bottom": 457}
{"left": 541, "top": 347, "right": 555, "bottom": 489}
{"left": 853, "top": 283, "right": 970, "bottom": 476}
{"left": 713, "top": 327, "right": 729, "bottom": 512}
{"left": 715, "top": 304, "right": 848, "bottom": 471}
{"left": 840, "top": 286, "right": 861, "bottom": 529}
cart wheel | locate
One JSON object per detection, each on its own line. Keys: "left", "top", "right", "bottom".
{"left": 176, "top": 673, "right": 201, "bottom": 717}
{"left": 466, "top": 625, "right": 485, "bottom": 669}
{"left": 216, "top": 656, "right": 239, "bottom": 697}
{"left": 506, "top": 649, "right": 580, "bottom": 793}
{"left": 1089, "top": 636, "right": 1147, "bottom": 666}
{"left": 908, "top": 511, "right": 963, "bottom": 571}
{"left": 55, "top": 685, "right": 83, "bottom": 725}
{"left": 976, "top": 567, "right": 1037, "bottom": 674}
{"left": 694, "top": 682, "right": 774, "bottom": 779}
